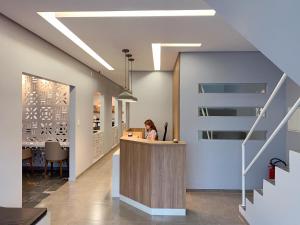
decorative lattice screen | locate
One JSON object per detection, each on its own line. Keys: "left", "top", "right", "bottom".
{"left": 22, "top": 74, "right": 70, "bottom": 143}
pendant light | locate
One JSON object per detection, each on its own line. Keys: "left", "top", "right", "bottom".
{"left": 128, "top": 58, "right": 135, "bottom": 92}
{"left": 117, "top": 49, "right": 138, "bottom": 102}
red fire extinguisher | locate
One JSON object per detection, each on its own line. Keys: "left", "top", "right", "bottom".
{"left": 268, "top": 158, "right": 287, "bottom": 179}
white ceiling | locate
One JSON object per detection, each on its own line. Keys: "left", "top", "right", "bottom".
{"left": 0, "top": 0, "right": 256, "bottom": 86}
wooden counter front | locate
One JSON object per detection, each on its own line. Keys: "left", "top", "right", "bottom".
{"left": 120, "top": 137, "right": 186, "bottom": 211}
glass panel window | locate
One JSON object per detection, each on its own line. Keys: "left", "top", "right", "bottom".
{"left": 199, "top": 130, "right": 267, "bottom": 140}
{"left": 199, "top": 107, "right": 264, "bottom": 117}
{"left": 199, "top": 83, "right": 266, "bottom": 94}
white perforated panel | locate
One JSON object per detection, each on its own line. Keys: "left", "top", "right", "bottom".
{"left": 22, "top": 74, "right": 70, "bottom": 143}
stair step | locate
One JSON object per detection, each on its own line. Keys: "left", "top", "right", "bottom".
{"left": 266, "top": 178, "right": 275, "bottom": 185}
{"left": 253, "top": 189, "right": 263, "bottom": 205}
{"left": 262, "top": 179, "right": 277, "bottom": 201}
{"left": 255, "top": 189, "right": 263, "bottom": 196}
{"left": 238, "top": 204, "right": 247, "bottom": 220}
{"left": 289, "top": 150, "right": 300, "bottom": 174}
{"left": 279, "top": 165, "right": 289, "bottom": 173}
{"left": 246, "top": 193, "right": 254, "bottom": 204}
{"left": 240, "top": 150, "right": 300, "bottom": 225}
{"left": 275, "top": 166, "right": 290, "bottom": 187}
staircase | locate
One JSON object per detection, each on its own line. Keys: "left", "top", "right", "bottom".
{"left": 239, "top": 72, "right": 300, "bottom": 224}
{"left": 240, "top": 150, "right": 300, "bottom": 225}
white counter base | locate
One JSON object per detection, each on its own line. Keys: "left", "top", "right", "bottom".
{"left": 120, "top": 195, "right": 186, "bottom": 216}
{"left": 112, "top": 149, "right": 120, "bottom": 198}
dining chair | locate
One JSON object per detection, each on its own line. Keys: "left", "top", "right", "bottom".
{"left": 22, "top": 148, "right": 33, "bottom": 173}
{"left": 44, "top": 141, "right": 68, "bottom": 177}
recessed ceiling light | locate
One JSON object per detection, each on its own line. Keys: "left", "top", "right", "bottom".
{"left": 38, "top": 12, "right": 114, "bottom": 71}
{"left": 152, "top": 43, "right": 202, "bottom": 70}
{"left": 160, "top": 43, "right": 202, "bottom": 47}
{"left": 38, "top": 10, "right": 214, "bottom": 72}
{"left": 152, "top": 44, "right": 161, "bottom": 71}
{"left": 55, "top": 10, "right": 216, "bottom": 18}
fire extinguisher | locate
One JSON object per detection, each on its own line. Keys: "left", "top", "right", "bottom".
{"left": 268, "top": 158, "right": 287, "bottom": 179}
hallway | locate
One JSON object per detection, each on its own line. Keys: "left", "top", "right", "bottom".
{"left": 36, "top": 148, "right": 245, "bottom": 225}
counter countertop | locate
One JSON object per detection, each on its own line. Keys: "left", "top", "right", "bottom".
{"left": 0, "top": 207, "right": 47, "bottom": 225}
{"left": 120, "top": 136, "right": 186, "bottom": 145}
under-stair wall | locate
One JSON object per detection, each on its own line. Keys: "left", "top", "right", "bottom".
{"left": 204, "top": 0, "right": 300, "bottom": 86}
{"left": 180, "top": 52, "right": 287, "bottom": 189}
{"left": 286, "top": 78, "right": 300, "bottom": 158}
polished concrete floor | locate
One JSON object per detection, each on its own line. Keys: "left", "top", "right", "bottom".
{"left": 36, "top": 148, "right": 246, "bottom": 225}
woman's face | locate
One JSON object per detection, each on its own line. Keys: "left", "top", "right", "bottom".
{"left": 145, "top": 124, "right": 150, "bottom": 130}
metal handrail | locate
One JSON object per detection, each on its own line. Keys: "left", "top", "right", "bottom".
{"left": 245, "top": 98, "right": 300, "bottom": 174}
{"left": 241, "top": 73, "right": 287, "bottom": 207}
{"left": 242, "top": 73, "right": 287, "bottom": 145}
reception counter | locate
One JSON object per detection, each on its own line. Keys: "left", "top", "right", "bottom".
{"left": 119, "top": 137, "right": 186, "bottom": 215}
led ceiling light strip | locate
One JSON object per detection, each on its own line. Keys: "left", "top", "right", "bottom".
{"left": 38, "top": 12, "right": 114, "bottom": 71}
{"left": 152, "top": 43, "right": 202, "bottom": 70}
{"left": 38, "top": 10, "right": 214, "bottom": 71}
{"left": 160, "top": 43, "right": 202, "bottom": 47}
{"left": 152, "top": 44, "right": 161, "bottom": 71}
{"left": 55, "top": 10, "right": 216, "bottom": 18}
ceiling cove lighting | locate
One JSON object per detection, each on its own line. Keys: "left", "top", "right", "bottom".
{"left": 160, "top": 43, "right": 202, "bottom": 47}
{"left": 152, "top": 44, "right": 161, "bottom": 71}
{"left": 38, "top": 12, "right": 114, "bottom": 71}
{"left": 54, "top": 10, "right": 216, "bottom": 18}
{"left": 152, "top": 43, "right": 202, "bottom": 70}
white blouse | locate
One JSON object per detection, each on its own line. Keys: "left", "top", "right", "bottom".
{"left": 146, "top": 130, "right": 157, "bottom": 140}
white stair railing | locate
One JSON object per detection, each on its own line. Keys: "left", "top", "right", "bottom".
{"left": 241, "top": 73, "right": 287, "bottom": 207}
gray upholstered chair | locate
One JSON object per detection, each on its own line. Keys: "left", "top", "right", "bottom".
{"left": 44, "top": 142, "right": 68, "bottom": 177}
{"left": 22, "top": 148, "right": 33, "bottom": 172}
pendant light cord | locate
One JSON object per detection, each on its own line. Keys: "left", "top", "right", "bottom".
{"left": 122, "top": 49, "right": 129, "bottom": 90}
{"left": 127, "top": 57, "right": 130, "bottom": 91}
{"left": 124, "top": 53, "right": 126, "bottom": 89}
{"left": 128, "top": 58, "right": 134, "bottom": 92}
{"left": 130, "top": 60, "right": 133, "bottom": 91}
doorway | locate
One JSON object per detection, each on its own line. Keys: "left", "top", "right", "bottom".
{"left": 93, "top": 92, "right": 105, "bottom": 163}
{"left": 21, "top": 73, "right": 72, "bottom": 207}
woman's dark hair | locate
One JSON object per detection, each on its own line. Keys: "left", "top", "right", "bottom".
{"left": 144, "top": 119, "right": 157, "bottom": 132}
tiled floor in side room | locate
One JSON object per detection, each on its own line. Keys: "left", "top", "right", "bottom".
{"left": 23, "top": 169, "right": 68, "bottom": 208}
{"left": 36, "top": 147, "right": 246, "bottom": 225}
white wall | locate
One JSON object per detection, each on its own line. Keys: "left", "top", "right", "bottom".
{"left": 204, "top": 0, "right": 300, "bottom": 86}
{"left": 129, "top": 71, "right": 173, "bottom": 141}
{"left": 180, "top": 52, "right": 286, "bottom": 189}
{"left": 0, "top": 15, "right": 122, "bottom": 207}
{"left": 286, "top": 78, "right": 300, "bottom": 155}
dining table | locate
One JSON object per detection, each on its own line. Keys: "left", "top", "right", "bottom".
{"left": 22, "top": 141, "right": 70, "bottom": 148}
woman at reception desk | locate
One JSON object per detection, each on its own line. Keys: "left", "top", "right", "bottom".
{"left": 117, "top": 120, "right": 186, "bottom": 216}
{"left": 144, "top": 119, "right": 158, "bottom": 141}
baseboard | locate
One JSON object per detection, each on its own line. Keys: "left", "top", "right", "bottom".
{"left": 238, "top": 205, "right": 250, "bottom": 225}
{"left": 120, "top": 195, "right": 186, "bottom": 216}
{"left": 186, "top": 189, "right": 253, "bottom": 193}
{"left": 74, "top": 145, "right": 119, "bottom": 180}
